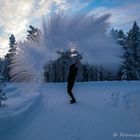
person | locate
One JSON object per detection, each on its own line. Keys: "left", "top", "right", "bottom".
{"left": 67, "top": 59, "right": 79, "bottom": 104}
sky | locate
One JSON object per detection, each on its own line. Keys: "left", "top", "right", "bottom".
{"left": 0, "top": 0, "right": 140, "bottom": 57}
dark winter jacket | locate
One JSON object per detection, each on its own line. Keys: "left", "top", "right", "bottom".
{"left": 67, "top": 64, "right": 78, "bottom": 82}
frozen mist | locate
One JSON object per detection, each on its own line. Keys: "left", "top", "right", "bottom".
{"left": 42, "top": 12, "right": 123, "bottom": 69}
{"left": 10, "top": 12, "right": 123, "bottom": 83}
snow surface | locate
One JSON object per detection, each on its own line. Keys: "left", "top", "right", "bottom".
{"left": 0, "top": 81, "right": 140, "bottom": 140}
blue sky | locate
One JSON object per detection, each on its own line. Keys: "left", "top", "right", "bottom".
{"left": 0, "top": 0, "right": 140, "bottom": 57}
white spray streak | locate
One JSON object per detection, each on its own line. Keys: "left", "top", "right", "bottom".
{"left": 42, "top": 12, "right": 123, "bottom": 70}
{"left": 10, "top": 12, "right": 123, "bottom": 85}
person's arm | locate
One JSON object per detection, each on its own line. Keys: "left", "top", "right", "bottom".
{"left": 67, "top": 65, "right": 72, "bottom": 82}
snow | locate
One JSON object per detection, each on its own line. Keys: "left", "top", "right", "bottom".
{"left": 0, "top": 81, "right": 140, "bottom": 140}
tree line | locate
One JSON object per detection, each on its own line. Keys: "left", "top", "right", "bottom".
{"left": 0, "top": 21, "right": 140, "bottom": 82}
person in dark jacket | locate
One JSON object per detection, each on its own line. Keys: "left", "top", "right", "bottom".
{"left": 67, "top": 60, "right": 79, "bottom": 104}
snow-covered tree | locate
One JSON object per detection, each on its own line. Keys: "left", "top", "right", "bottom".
{"left": 109, "top": 28, "right": 118, "bottom": 42}
{"left": 44, "top": 48, "right": 83, "bottom": 82}
{"left": 0, "top": 58, "right": 3, "bottom": 73}
{"left": 117, "top": 30, "right": 127, "bottom": 46}
{"left": 10, "top": 26, "right": 43, "bottom": 82}
{"left": 0, "top": 59, "right": 6, "bottom": 79}
{"left": 0, "top": 76, "right": 7, "bottom": 106}
{"left": 4, "top": 34, "right": 17, "bottom": 81}
{"left": 116, "top": 30, "right": 127, "bottom": 80}
{"left": 109, "top": 29, "right": 126, "bottom": 80}
{"left": 9, "top": 34, "right": 17, "bottom": 56}
{"left": 9, "top": 34, "right": 16, "bottom": 46}
{"left": 27, "top": 25, "right": 37, "bottom": 36}
{"left": 124, "top": 21, "right": 140, "bottom": 80}
{"left": 26, "top": 25, "right": 41, "bottom": 44}
{"left": 82, "top": 65, "right": 89, "bottom": 82}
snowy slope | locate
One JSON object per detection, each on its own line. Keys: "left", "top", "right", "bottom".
{"left": 0, "top": 81, "right": 140, "bottom": 140}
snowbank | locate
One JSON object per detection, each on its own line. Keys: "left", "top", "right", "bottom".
{"left": 0, "top": 81, "right": 140, "bottom": 140}
{"left": 0, "top": 83, "right": 42, "bottom": 137}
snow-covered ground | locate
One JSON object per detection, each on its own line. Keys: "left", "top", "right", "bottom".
{"left": 0, "top": 81, "right": 140, "bottom": 140}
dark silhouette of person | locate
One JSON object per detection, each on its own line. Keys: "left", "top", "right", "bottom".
{"left": 67, "top": 60, "right": 79, "bottom": 104}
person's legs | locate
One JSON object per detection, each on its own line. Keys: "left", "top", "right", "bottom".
{"left": 67, "top": 81, "right": 76, "bottom": 101}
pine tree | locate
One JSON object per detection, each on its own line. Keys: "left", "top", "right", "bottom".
{"left": 27, "top": 25, "right": 37, "bottom": 35}
{"left": 9, "top": 34, "right": 16, "bottom": 47}
{"left": 116, "top": 30, "right": 127, "bottom": 80}
{"left": 110, "top": 28, "right": 127, "bottom": 80}
{"left": 124, "top": 21, "right": 140, "bottom": 80}
{"left": 26, "top": 25, "right": 41, "bottom": 43}
{"left": 109, "top": 28, "right": 119, "bottom": 43}
{"left": 4, "top": 34, "right": 17, "bottom": 81}
{"left": 82, "top": 65, "right": 89, "bottom": 82}
{"left": 117, "top": 30, "right": 126, "bottom": 46}
{"left": 44, "top": 49, "right": 83, "bottom": 82}
{"left": 0, "top": 75, "right": 7, "bottom": 106}
{"left": 9, "top": 34, "right": 17, "bottom": 57}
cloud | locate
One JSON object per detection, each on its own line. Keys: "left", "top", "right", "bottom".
{"left": 0, "top": 0, "right": 34, "bottom": 35}
{"left": 89, "top": 2, "right": 140, "bottom": 31}
{"left": 0, "top": 0, "right": 35, "bottom": 56}
{"left": 0, "top": 0, "right": 89, "bottom": 36}
{"left": 0, "top": 0, "right": 90, "bottom": 56}
{"left": 0, "top": 36, "right": 9, "bottom": 57}
{"left": 0, "top": 0, "right": 140, "bottom": 56}
{"left": 110, "top": 3, "right": 140, "bottom": 30}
